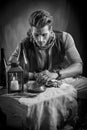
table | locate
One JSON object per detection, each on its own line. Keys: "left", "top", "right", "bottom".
{"left": 0, "top": 82, "right": 77, "bottom": 130}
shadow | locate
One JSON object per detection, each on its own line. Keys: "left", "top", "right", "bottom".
{"left": 0, "top": 107, "right": 7, "bottom": 130}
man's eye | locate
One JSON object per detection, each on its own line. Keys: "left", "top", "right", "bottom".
{"left": 35, "top": 34, "right": 38, "bottom": 37}
{"left": 42, "top": 34, "right": 47, "bottom": 37}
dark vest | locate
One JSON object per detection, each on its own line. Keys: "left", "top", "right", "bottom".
{"left": 19, "top": 31, "right": 65, "bottom": 72}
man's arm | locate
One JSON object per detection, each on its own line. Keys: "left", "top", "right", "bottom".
{"left": 59, "top": 62, "right": 82, "bottom": 79}
{"left": 59, "top": 32, "right": 83, "bottom": 79}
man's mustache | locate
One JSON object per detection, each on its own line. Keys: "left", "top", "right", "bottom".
{"left": 37, "top": 42, "right": 46, "bottom": 45}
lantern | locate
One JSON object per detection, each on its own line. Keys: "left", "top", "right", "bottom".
{"left": 7, "top": 63, "right": 23, "bottom": 93}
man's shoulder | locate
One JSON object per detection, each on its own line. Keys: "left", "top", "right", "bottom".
{"left": 54, "top": 30, "right": 63, "bottom": 35}
{"left": 54, "top": 30, "right": 68, "bottom": 37}
{"left": 20, "top": 37, "right": 30, "bottom": 45}
{"left": 54, "top": 31, "right": 73, "bottom": 43}
{"left": 54, "top": 30, "right": 67, "bottom": 40}
{"left": 19, "top": 35, "right": 34, "bottom": 49}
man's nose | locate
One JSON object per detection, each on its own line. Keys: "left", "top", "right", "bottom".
{"left": 38, "top": 36, "right": 43, "bottom": 42}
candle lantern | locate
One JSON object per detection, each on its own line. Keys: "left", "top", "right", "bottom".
{"left": 7, "top": 63, "right": 23, "bottom": 93}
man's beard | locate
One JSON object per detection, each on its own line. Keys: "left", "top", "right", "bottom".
{"left": 34, "top": 37, "right": 55, "bottom": 50}
{"left": 36, "top": 41, "right": 47, "bottom": 47}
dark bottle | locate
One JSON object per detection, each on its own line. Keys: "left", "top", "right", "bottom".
{"left": 0, "top": 48, "right": 6, "bottom": 88}
{"left": 18, "top": 44, "right": 29, "bottom": 83}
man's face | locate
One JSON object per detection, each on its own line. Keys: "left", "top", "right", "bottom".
{"left": 31, "top": 25, "right": 51, "bottom": 47}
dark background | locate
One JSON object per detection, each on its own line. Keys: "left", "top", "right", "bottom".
{"left": 0, "top": 0, "right": 87, "bottom": 76}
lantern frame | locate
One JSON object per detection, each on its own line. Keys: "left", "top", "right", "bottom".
{"left": 7, "top": 63, "right": 24, "bottom": 93}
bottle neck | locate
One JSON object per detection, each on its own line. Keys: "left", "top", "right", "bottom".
{"left": 1, "top": 48, "right": 6, "bottom": 70}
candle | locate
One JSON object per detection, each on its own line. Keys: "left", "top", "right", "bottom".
{"left": 11, "top": 76, "right": 19, "bottom": 90}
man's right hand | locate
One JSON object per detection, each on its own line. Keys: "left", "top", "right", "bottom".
{"left": 34, "top": 70, "right": 58, "bottom": 85}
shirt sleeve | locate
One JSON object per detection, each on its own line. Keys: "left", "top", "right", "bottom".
{"left": 63, "top": 32, "right": 83, "bottom": 64}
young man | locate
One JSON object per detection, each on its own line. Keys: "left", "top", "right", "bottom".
{"left": 8, "top": 10, "right": 87, "bottom": 97}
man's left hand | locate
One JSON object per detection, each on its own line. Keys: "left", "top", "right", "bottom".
{"left": 39, "top": 70, "right": 58, "bottom": 81}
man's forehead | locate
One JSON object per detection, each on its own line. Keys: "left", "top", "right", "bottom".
{"left": 32, "top": 25, "right": 49, "bottom": 34}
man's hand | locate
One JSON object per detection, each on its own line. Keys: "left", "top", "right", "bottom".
{"left": 34, "top": 70, "right": 58, "bottom": 84}
{"left": 40, "top": 70, "right": 58, "bottom": 80}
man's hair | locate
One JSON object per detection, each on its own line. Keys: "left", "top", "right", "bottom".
{"left": 29, "top": 9, "right": 53, "bottom": 28}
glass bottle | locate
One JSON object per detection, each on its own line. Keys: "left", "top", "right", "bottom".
{"left": 0, "top": 48, "right": 6, "bottom": 88}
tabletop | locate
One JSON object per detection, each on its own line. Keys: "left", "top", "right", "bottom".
{"left": 0, "top": 82, "right": 77, "bottom": 130}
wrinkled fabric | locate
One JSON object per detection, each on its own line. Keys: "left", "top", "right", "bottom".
{"left": 61, "top": 76, "right": 87, "bottom": 99}
{"left": 0, "top": 83, "right": 77, "bottom": 130}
